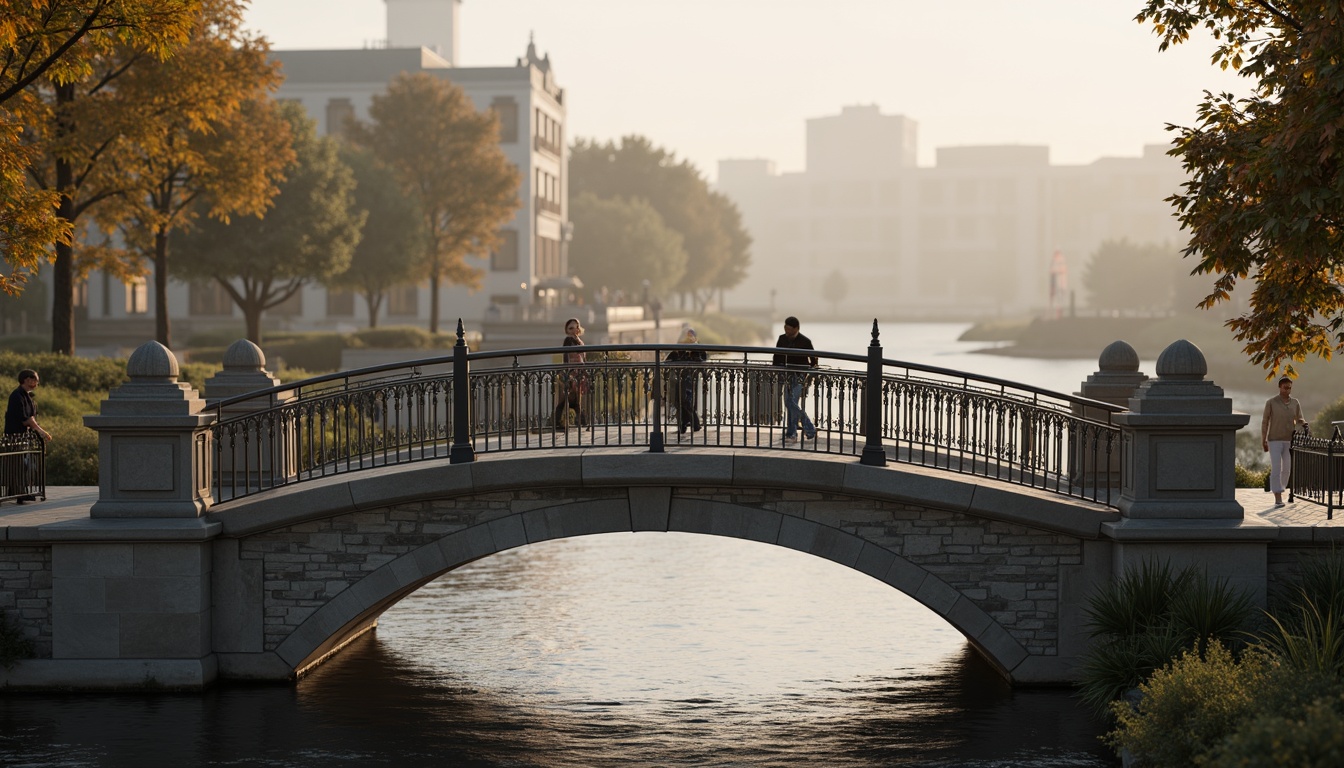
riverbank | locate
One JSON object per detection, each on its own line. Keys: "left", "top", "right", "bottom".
{"left": 961, "top": 315, "right": 1344, "bottom": 415}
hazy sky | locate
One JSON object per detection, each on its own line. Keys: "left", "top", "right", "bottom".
{"left": 242, "top": 0, "right": 1248, "bottom": 179}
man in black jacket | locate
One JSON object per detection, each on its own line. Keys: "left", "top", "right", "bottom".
{"left": 772, "top": 316, "right": 817, "bottom": 441}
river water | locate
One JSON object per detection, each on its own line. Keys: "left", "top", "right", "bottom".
{"left": 2, "top": 323, "right": 1122, "bottom": 767}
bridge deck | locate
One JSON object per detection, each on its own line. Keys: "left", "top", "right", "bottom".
{"left": 0, "top": 476, "right": 1338, "bottom": 541}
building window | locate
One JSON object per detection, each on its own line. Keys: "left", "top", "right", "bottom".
{"left": 326, "top": 289, "right": 355, "bottom": 316}
{"left": 125, "top": 277, "right": 148, "bottom": 315}
{"left": 325, "top": 98, "right": 355, "bottom": 139}
{"left": 492, "top": 97, "right": 519, "bottom": 143}
{"left": 388, "top": 284, "right": 419, "bottom": 316}
{"left": 533, "top": 108, "right": 561, "bottom": 156}
{"left": 535, "top": 235, "right": 560, "bottom": 278}
{"left": 190, "top": 281, "right": 233, "bottom": 316}
{"left": 270, "top": 291, "right": 303, "bottom": 317}
{"left": 492, "top": 230, "right": 519, "bottom": 271}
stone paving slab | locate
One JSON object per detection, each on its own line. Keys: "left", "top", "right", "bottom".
{"left": 0, "top": 487, "right": 97, "bottom": 538}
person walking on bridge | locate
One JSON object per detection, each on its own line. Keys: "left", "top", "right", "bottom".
{"left": 1262, "top": 375, "right": 1306, "bottom": 507}
{"left": 772, "top": 316, "right": 817, "bottom": 442}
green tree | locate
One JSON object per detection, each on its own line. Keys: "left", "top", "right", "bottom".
{"left": 0, "top": 1, "right": 197, "bottom": 298}
{"left": 1081, "top": 239, "right": 1177, "bottom": 313}
{"left": 570, "top": 136, "right": 752, "bottom": 314}
{"left": 175, "top": 102, "right": 362, "bottom": 343}
{"left": 97, "top": 0, "right": 291, "bottom": 348}
{"left": 1137, "top": 1, "right": 1344, "bottom": 374}
{"left": 327, "top": 146, "right": 425, "bottom": 328}
{"left": 351, "top": 72, "right": 520, "bottom": 333}
{"left": 821, "top": 268, "right": 848, "bottom": 317}
{"left": 568, "top": 191, "right": 687, "bottom": 300}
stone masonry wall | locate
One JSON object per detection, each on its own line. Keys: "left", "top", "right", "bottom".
{"left": 239, "top": 486, "right": 1079, "bottom": 656}
{"left": 0, "top": 544, "right": 53, "bottom": 659}
{"left": 677, "top": 487, "right": 1078, "bottom": 657}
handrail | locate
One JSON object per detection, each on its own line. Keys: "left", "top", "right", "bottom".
{"left": 1290, "top": 426, "right": 1344, "bottom": 519}
{"left": 211, "top": 340, "right": 1125, "bottom": 417}
{"left": 209, "top": 321, "right": 1124, "bottom": 508}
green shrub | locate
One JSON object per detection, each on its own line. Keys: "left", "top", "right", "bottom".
{"left": 0, "top": 351, "right": 128, "bottom": 393}
{"left": 0, "top": 610, "right": 34, "bottom": 669}
{"left": 1108, "top": 641, "right": 1266, "bottom": 768}
{"left": 186, "top": 326, "right": 248, "bottom": 348}
{"left": 1311, "top": 394, "right": 1344, "bottom": 439}
{"left": 179, "top": 361, "right": 223, "bottom": 390}
{"left": 1078, "top": 559, "right": 1256, "bottom": 713}
{"left": 43, "top": 414, "right": 99, "bottom": 486}
{"left": 1205, "top": 691, "right": 1344, "bottom": 767}
{"left": 1235, "top": 463, "right": 1270, "bottom": 488}
{"left": 347, "top": 325, "right": 454, "bottom": 350}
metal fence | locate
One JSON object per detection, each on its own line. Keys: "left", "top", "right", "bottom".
{"left": 211, "top": 323, "right": 1124, "bottom": 507}
{"left": 0, "top": 432, "right": 45, "bottom": 505}
{"left": 1290, "top": 427, "right": 1344, "bottom": 519}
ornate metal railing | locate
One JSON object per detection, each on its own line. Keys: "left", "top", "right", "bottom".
{"left": 210, "top": 322, "right": 1124, "bottom": 506}
{"left": 0, "top": 432, "right": 45, "bottom": 505}
{"left": 1291, "top": 427, "right": 1344, "bottom": 519}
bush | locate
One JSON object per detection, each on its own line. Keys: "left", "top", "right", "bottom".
{"left": 1236, "top": 463, "right": 1270, "bottom": 488}
{"left": 1205, "top": 691, "right": 1344, "bottom": 767}
{"left": 0, "top": 352, "right": 128, "bottom": 393}
{"left": 1312, "top": 394, "right": 1344, "bottom": 439}
{"left": 347, "top": 325, "right": 454, "bottom": 350}
{"left": 1078, "top": 559, "right": 1256, "bottom": 713}
{"left": 43, "top": 414, "right": 99, "bottom": 486}
{"left": 1108, "top": 642, "right": 1266, "bottom": 767}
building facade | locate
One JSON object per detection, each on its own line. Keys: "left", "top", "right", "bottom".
{"left": 71, "top": 0, "right": 568, "bottom": 350}
{"left": 718, "top": 104, "right": 1185, "bottom": 320}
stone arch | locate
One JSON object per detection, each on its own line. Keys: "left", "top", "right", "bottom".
{"left": 268, "top": 495, "right": 1029, "bottom": 680}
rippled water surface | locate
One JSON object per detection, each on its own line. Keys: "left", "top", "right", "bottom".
{"left": 2, "top": 533, "right": 1114, "bottom": 767}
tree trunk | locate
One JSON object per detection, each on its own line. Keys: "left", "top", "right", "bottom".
{"left": 154, "top": 224, "right": 171, "bottom": 347}
{"left": 244, "top": 303, "right": 262, "bottom": 344}
{"left": 364, "top": 291, "right": 383, "bottom": 329}
{"left": 428, "top": 269, "right": 441, "bottom": 334}
{"left": 50, "top": 83, "right": 76, "bottom": 355}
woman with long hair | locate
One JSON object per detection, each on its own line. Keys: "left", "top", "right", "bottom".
{"left": 553, "top": 318, "right": 587, "bottom": 428}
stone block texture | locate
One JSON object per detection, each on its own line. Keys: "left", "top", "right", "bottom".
{"left": 0, "top": 545, "right": 52, "bottom": 658}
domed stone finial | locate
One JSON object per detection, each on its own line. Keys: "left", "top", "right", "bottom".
{"left": 1098, "top": 340, "right": 1140, "bottom": 373}
{"left": 1155, "top": 339, "right": 1208, "bottom": 380}
{"left": 223, "top": 339, "right": 266, "bottom": 372}
{"left": 127, "top": 341, "right": 180, "bottom": 381}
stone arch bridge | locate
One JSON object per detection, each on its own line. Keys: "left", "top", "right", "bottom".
{"left": 0, "top": 329, "right": 1324, "bottom": 690}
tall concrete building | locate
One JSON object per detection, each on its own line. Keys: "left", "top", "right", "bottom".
{"left": 719, "top": 105, "right": 1184, "bottom": 320}
{"left": 72, "top": 0, "right": 568, "bottom": 348}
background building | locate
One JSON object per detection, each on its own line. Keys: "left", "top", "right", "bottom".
{"left": 718, "top": 104, "right": 1185, "bottom": 320}
{"left": 73, "top": 0, "right": 568, "bottom": 350}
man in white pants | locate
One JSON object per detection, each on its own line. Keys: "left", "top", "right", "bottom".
{"left": 1262, "top": 376, "right": 1306, "bottom": 507}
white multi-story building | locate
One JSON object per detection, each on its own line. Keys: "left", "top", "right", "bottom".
{"left": 719, "top": 104, "right": 1185, "bottom": 320}
{"left": 75, "top": 0, "right": 568, "bottom": 345}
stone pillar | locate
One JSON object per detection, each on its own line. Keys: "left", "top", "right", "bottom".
{"left": 1072, "top": 340, "right": 1147, "bottom": 488}
{"left": 1105, "top": 339, "right": 1268, "bottom": 605}
{"left": 1112, "top": 339, "right": 1248, "bottom": 520}
{"left": 84, "top": 341, "right": 214, "bottom": 519}
{"left": 204, "top": 340, "right": 295, "bottom": 490}
{"left": 42, "top": 341, "right": 221, "bottom": 688}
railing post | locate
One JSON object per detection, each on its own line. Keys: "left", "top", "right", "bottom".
{"left": 861, "top": 319, "right": 886, "bottom": 466}
{"left": 650, "top": 348, "right": 665, "bottom": 452}
{"left": 450, "top": 319, "right": 476, "bottom": 464}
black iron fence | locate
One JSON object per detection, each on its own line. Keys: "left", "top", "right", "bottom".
{"left": 211, "top": 323, "right": 1124, "bottom": 506}
{"left": 1290, "top": 427, "right": 1344, "bottom": 519}
{"left": 0, "top": 432, "right": 45, "bottom": 504}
